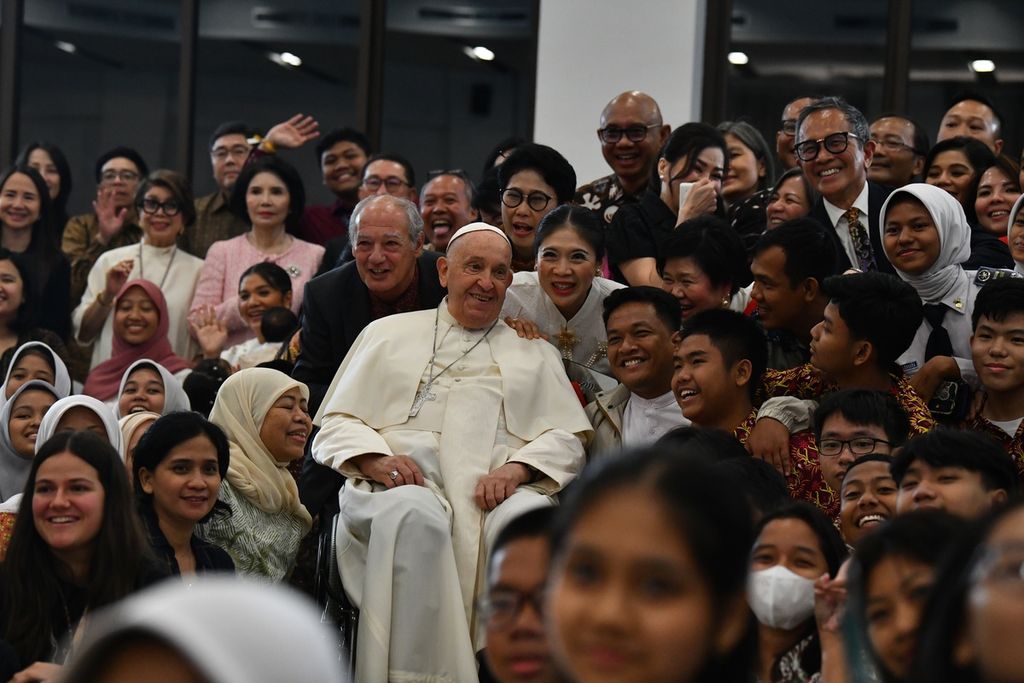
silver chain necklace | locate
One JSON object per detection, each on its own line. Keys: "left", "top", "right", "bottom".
{"left": 409, "top": 307, "right": 498, "bottom": 417}
{"left": 138, "top": 241, "right": 178, "bottom": 290}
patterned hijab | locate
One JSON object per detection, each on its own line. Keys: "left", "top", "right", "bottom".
{"left": 208, "top": 368, "right": 311, "bottom": 529}
{"left": 83, "top": 280, "right": 191, "bottom": 401}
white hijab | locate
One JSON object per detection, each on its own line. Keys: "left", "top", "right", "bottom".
{"left": 60, "top": 577, "right": 346, "bottom": 683}
{"left": 36, "top": 394, "right": 123, "bottom": 455}
{"left": 208, "top": 368, "right": 311, "bottom": 529}
{"left": 1, "top": 341, "right": 72, "bottom": 404}
{"left": 114, "top": 359, "right": 191, "bottom": 418}
{"left": 0, "top": 380, "right": 58, "bottom": 501}
{"left": 879, "top": 183, "right": 972, "bottom": 303}
{"left": 1008, "top": 194, "right": 1024, "bottom": 275}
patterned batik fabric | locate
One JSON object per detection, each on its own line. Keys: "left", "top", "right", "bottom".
{"left": 734, "top": 410, "right": 837, "bottom": 519}
{"left": 965, "top": 413, "right": 1024, "bottom": 484}
{"left": 761, "top": 364, "right": 935, "bottom": 435}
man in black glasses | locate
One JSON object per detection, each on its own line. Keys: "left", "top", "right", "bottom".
{"left": 799, "top": 96, "right": 895, "bottom": 276}
{"left": 358, "top": 153, "right": 418, "bottom": 204}
{"left": 575, "top": 91, "right": 669, "bottom": 225}
{"left": 480, "top": 507, "right": 559, "bottom": 683}
{"left": 775, "top": 96, "right": 813, "bottom": 170}
{"left": 812, "top": 389, "right": 909, "bottom": 495}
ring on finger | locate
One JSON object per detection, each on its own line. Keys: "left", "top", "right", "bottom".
{"left": 389, "top": 469, "right": 399, "bottom": 481}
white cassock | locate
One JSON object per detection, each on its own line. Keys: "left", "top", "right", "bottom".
{"left": 313, "top": 302, "right": 592, "bottom": 683}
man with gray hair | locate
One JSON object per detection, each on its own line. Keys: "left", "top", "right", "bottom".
{"left": 799, "top": 96, "right": 895, "bottom": 276}
{"left": 293, "top": 194, "right": 447, "bottom": 414}
{"left": 312, "top": 223, "right": 591, "bottom": 683}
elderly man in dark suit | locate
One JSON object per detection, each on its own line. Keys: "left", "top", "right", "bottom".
{"left": 294, "top": 194, "right": 447, "bottom": 413}
{"left": 293, "top": 194, "right": 447, "bottom": 517}
{"left": 798, "top": 97, "right": 896, "bottom": 276}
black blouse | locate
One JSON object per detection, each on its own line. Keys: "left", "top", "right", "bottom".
{"left": 605, "top": 189, "right": 677, "bottom": 282}
{"left": 143, "top": 511, "right": 235, "bottom": 576}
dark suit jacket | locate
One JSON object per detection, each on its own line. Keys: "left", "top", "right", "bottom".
{"left": 809, "top": 181, "right": 896, "bottom": 276}
{"left": 292, "top": 250, "right": 447, "bottom": 415}
{"left": 292, "top": 251, "right": 446, "bottom": 518}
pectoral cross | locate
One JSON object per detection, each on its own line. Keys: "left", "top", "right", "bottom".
{"left": 409, "top": 384, "right": 437, "bottom": 417}
{"left": 555, "top": 326, "right": 579, "bottom": 360}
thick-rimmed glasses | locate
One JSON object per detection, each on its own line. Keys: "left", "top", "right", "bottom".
{"left": 818, "top": 437, "right": 891, "bottom": 457}
{"left": 598, "top": 123, "right": 661, "bottom": 144}
{"left": 795, "top": 132, "right": 861, "bottom": 162}
{"left": 478, "top": 589, "right": 544, "bottom": 629}
{"left": 138, "top": 198, "right": 182, "bottom": 217}
{"left": 501, "top": 188, "right": 552, "bottom": 212}
{"left": 363, "top": 176, "right": 412, "bottom": 192}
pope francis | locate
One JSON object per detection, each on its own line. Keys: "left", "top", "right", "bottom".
{"left": 312, "top": 223, "right": 592, "bottom": 683}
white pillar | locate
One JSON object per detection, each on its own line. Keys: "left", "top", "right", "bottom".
{"left": 533, "top": 0, "right": 707, "bottom": 186}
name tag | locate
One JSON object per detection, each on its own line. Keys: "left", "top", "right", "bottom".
{"left": 901, "top": 361, "right": 919, "bottom": 374}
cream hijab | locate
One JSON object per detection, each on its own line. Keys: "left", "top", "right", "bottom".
{"left": 208, "top": 368, "right": 311, "bottom": 529}
{"left": 118, "top": 410, "right": 160, "bottom": 465}
{"left": 879, "top": 183, "right": 972, "bottom": 303}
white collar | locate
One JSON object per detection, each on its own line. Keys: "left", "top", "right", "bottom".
{"left": 823, "top": 181, "right": 870, "bottom": 227}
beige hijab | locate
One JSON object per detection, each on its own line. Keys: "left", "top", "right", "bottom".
{"left": 209, "top": 368, "right": 311, "bottom": 529}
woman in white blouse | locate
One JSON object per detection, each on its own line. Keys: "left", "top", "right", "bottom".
{"left": 501, "top": 205, "right": 625, "bottom": 379}
{"left": 73, "top": 170, "right": 203, "bottom": 371}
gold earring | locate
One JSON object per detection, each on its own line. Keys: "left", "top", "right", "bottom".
{"left": 721, "top": 296, "right": 730, "bottom": 307}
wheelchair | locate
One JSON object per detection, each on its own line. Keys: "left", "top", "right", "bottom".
{"left": 313, "top": 511, "right": 359, "bottom": 677}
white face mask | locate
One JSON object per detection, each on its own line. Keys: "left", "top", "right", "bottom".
{"left": 747, "top": 564, "right": 817, "bottom": 630}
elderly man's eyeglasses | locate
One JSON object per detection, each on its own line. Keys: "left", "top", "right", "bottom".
{"left": 795, "top": 132, "right": 861, "bottom": 162}
{"left": 101, "top": 170, "right": 140, "bottom": 183}
{"left": 363, "top": 176, "right": 412, "bottom": 192}
{"left": 818, "top": 437, "right": 891, "bottom": 457}
{"left": 598, "top": 124, "right": 661, "bottom": 144}
{"left": 138, "top": 198, "right": 182, "bottom": 217}
{"left": 211, "top": 145, "right": 251, "bottom": 161}
{"left": 780, "top": 119, "right": 799, "bottom": 137}
{"left": 871, "top": 137, "right": 919, "bottom": 155}
{"left": 478, "top": 589, "right": 544, "bottom": 629}
{"left": 501, "top": 188, "right": 552, "bottom": 212}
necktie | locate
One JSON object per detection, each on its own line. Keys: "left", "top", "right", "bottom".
{"left": 922, "top": 303, "right": 955, "bottom": 360}
{"left": 844, "top": 207, "right": 876, "bottom": 271}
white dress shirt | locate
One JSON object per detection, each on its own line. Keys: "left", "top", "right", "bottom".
{"left": 823, "top": 182, "right": 871, "bottom": 268}
{"left": 621, "top": 390, "right": 686, "bottom": 446}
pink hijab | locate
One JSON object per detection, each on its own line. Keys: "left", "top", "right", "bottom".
{"left": 83, "top": 279, "right": 191, "bottom": 400}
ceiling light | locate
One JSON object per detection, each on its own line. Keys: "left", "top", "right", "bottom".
{"left": 728, "top": 51, "right": 749, "bottom": 66}
{"left": 268, "top": 52, "right": 302, "bottom": 68}
{"left": 55, "top": 40, "right": 77, "bottom": 54}
{"left": 970, "top": 59, "right": 996, "bottom": 73}
{"left": 462, "top": 45, "right": 495, "bottom": 62}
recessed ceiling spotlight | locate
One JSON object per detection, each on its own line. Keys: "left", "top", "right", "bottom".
{"left": 728, "top": 51, "right": 749, "bottom": 66}
{"left": 970, "top": 59, "right": 996, "bottom": 73}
